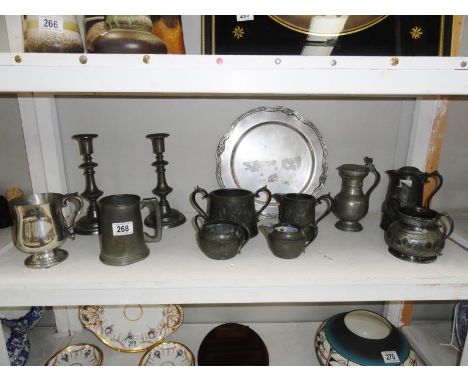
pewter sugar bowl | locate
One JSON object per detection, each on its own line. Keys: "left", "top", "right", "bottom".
{"left": 384, "top": 206, "right": 454, "bottom": 264}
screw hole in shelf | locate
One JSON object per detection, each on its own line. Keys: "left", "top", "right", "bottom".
{"left": 79, "top": 55, "right": 88, "bottom": 65}
{"left": 14, "top": 55, "right": 21, "bottom": 63}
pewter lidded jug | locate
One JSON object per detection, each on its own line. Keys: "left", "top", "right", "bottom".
{"left": 380, "top": 166, "right": 443, "bottom": 230}
{"left": 333, "top": 157, "right": 381, "bottom": 232}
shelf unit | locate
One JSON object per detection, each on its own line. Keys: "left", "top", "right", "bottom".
{"left": 0, "top": 49, "right": 467, "bottom": 365}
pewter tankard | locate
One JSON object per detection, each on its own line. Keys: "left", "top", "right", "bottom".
{"left": 190, "top": 186, "right": 272, "bottom": 237}
{"left": 99, "top": 194, "right": 162, "bottom": 266}
{"left": 10, "top": 192, "right": 83, "bottom": 269}
{"left": 333, "top": 157, "right": 381, "bottom": 232}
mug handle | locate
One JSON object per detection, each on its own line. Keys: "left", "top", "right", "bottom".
{"left": 436, "top": 212, "right": 454, "bottom": 239}
{"left": 190, "top": 186, "right": 209, "bottom": 219}
{"left": 424, "top": 171, "right": 443, "bottom": 207}
{"left": 314, "top": 193, "right": 334, "bottom": 225}
{"left": 194, "top": 214, "right": 206, "bottom": 233}
{"left": 302, "top": 225, "right": 318, "bottom": 251}
{"left": 62, "top": 193, "right": 84, "bottom": 239}
{"left": 141, "top": 198, "right": 162, "bottom": 243}
{"left": 254, "top": 185, "right": 272, "bottom": 219}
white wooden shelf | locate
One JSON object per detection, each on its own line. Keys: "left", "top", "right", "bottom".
{"left": 0, "top": 228, "right": 13, "bottom": 257}
{"left": 0, "top": 54, "right": 467, "bottom": 95}
{"left": 26, "top": 322, "right": 323, "bottom": 366}
{"left": 446, "top": 209, "right": 468, "bottom": 250}
{"left": 402, "top": 320, "right": 461, "bottom": 366}
{"left": 0, "top": 212, "right": 467, "bottom": 307}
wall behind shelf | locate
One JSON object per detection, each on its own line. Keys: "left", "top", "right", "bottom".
{"left": 0, "top": 17, "right": 31, "bottom": 196}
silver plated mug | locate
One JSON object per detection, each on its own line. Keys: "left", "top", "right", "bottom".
{"left": 99, "top": 194, "right": 162, "bottom": 266}
{"left": 10, "top": 192, "right": 83, "bottom": 269}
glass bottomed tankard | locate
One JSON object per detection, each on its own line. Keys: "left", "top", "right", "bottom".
{"left": 10, "top": 192, "right": 83, "bottom": 269}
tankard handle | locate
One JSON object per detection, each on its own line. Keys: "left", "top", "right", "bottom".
{"left": 314, "top": 193, "right": 334, "bottom": 225}
{"left": 141, "top": 198, "right": 162, "bottom": 243}
{"left": 190, "top": 186, "right": 209, "bottom": 219}
{"left": 424, "top": 171, "right": 444, "bottom": 207}
{"left": 436, "top": 212, "right": 454, "bottom": 240}
{"left": 254, "top": 186, "right": 272, "bottom": 219}
{"left": 62, "top": 193, "right": 84, "bottom": 239}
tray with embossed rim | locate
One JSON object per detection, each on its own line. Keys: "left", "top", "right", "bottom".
{"left": 216, "top": 106, "right": 328, "bottom": 218}
{"left": 79, "top": 305, "right": 183, "bottom": 353}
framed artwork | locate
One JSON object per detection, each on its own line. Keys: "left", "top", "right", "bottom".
{"left": 202, "top": 15, "right": 454, "bottom": 56}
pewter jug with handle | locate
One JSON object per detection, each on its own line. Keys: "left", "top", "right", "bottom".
{"left": 273, "top": 192, "right": 333, "bottom": 241}
{"left": 190, "top": 186, "right": 272, "bottom": 237}
{"left": 333, "top": 157, "right": 381, "bottom": 232}
{"left": 384, "top": 206, "right": 453, "bottom": 264}
{"left": 10, "top": 192, "right": 83, "bottom": 269}
{"left": 260, "top": 223, "right": 316, "bottom": 259}
{"left": 380, "top": 166, "right": 443, "bottom": 230}
{"left": 99, "top": 194, "right": 162, "bottom": 266}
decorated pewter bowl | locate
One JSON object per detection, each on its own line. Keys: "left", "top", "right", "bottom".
{"left": 45, "top": 343, "right": 103, "bottom": 366}
{"left": 314, "top": 310, "right": 418, "bottom": 366}
{"left": 139, "top": 341, "right": 195, "bottom": 366}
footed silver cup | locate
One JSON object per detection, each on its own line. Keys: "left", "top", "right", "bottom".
{"left": 10, "top": 192, "right": 83, "bottom": 269}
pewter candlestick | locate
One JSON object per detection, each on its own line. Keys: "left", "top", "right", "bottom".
{"left": 145, "top": 133, "right": 186, "bottom": 229}
{"left": 72, "top": 134, "right": 103, "bottom": 235}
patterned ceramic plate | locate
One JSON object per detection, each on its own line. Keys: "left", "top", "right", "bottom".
{"left": 45, "top": 344, "right": 103, "bottom": 366}
{"left": 139, "top": 341, "right": 195, "bottom": 366}
{"left": 1, "top": 306, "right": 44, "bottom": 330}
{"left": 79, "top": 305, "right": 183, "bottom": 353}
{"left": 3, "top": 326, "right": 30, "bottom": 366}
{"left": 455, "top": 300, "right": 468, "bottom": 349}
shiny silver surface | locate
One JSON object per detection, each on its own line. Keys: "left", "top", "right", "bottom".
{"left": 10, "top": 192, "right": 83, "bottom": 268}
{"left": 216, "top": 106, "right": 328, "bottom": 218}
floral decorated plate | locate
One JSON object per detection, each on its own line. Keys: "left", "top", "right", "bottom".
{"left": 45, "top": 344, "right": 103, "bottom": 366}
{"left": 79, "top": 305, "right": 183, "bottom": 353}
{"left": 139, "top": 341, "right": 195, "bottom": 366}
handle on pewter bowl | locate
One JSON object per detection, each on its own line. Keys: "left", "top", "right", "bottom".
{"left": 436, "top": 212, "right": 454, "bottom": 240}
{"left": 190, "top": 186, "right": 209, "bottom": 219}
{"left": 254, "top": 185, "right": 272, "bottom": 219}
{"left": 314, "top": 193, "right": 334, "bottom": 226}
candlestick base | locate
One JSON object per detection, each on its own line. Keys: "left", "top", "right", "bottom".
{"left": 74, "top": 215, "right": 100, "bottom": 235}
{"left": 145, "top": 207, "right": 186, "bottom": 229}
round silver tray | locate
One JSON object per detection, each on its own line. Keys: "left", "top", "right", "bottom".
{"left": 216, "top": 106, "right": 328, "bottom": 218}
